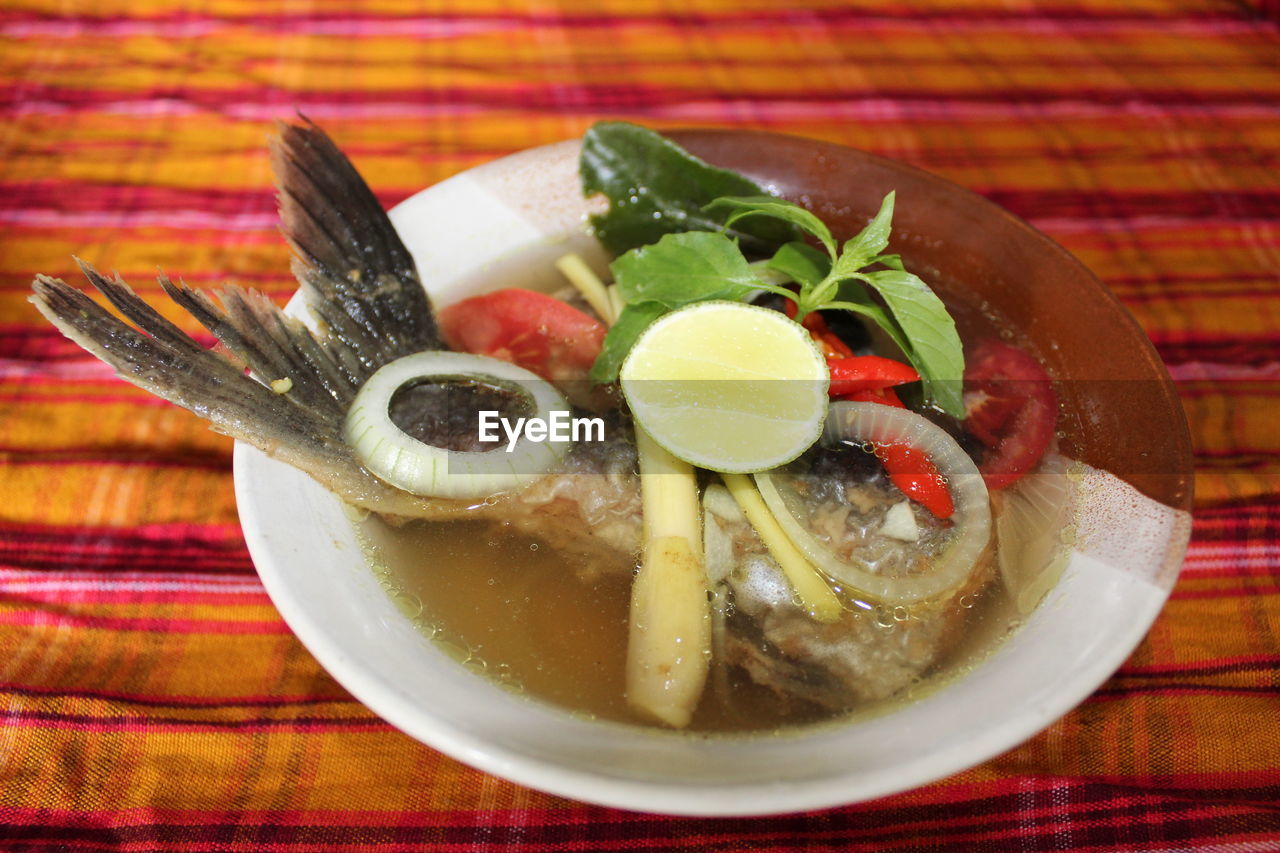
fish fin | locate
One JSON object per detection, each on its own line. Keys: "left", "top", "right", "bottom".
{"left": 160, "top": 274, "right": 357, "bottom": 417}
{"left": 75, "top": 259, "right": 205, "bottom": 356}
{"left": 31, "top": 270, "right": 485, "bottom": 518}
{"left": 28, "top": 121, "right": 478, "bottom": 517}
{"left": 272, "top": 118, "right": 441, "bottom": 373}
{"left": 30, "top": 271, "right": 343, "bottom": 454}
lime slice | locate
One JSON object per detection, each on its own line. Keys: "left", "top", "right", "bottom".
{"left": 619, "top": 301, "right": 829, "bottom": 473}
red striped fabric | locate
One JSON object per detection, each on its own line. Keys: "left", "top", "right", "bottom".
{"left": 2, "top": 0, "right": 1279, "bottom": 849}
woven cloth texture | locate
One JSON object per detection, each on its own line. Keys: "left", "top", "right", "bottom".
{"left": 2, "top": 0, "right": 1278, "bottom": 850}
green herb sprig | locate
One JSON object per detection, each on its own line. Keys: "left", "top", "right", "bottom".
{"left": 590, "top": 193, "right": 965, "bottom": 417}
{"left": 714, "top": 193, "right": 965, "bottom": 416}
{"left": 580, "top": 123, "right": 965, "bottom": 417}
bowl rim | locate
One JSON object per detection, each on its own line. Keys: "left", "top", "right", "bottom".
{"left": 234, "top": 128, "right": 1193, "bottom": 815}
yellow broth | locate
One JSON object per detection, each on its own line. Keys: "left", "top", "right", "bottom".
{"left": 359, "top": 513, "right": 1027, "bottom": 733}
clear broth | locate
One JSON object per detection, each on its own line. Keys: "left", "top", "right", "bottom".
{"left": 360, "top": 514, "right": 1026, "bottom": 733}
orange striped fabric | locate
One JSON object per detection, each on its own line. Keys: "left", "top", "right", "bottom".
{"left": 2, "top": 0, "right": 1279, "bottom": 849}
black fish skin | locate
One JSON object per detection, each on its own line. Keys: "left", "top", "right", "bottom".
{"left": 25, "top": 121, "right": 460, "bottom": 514}
{"left": 273, "top": 118, "right": 442, "bottom": 375}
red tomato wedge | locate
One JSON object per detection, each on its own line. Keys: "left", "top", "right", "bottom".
{"left": 438, "top": 289, "right": 606, "bottom": 385}
{"left": 963, "top": 339, "right": 1057, "bottom": 489}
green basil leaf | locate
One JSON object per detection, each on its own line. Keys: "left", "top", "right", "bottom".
{"left": 589, "top": 301, "right": 669, "bottom": 384}
{"left": 833, "top": 191, "right": 896, "bottom": 276}
{"left": 767, "top": 241, "right": 831, "bottom": 288}
{"left": 860, "top": 269, "right": 965, "bottom": 417}
{"left": 612, "top": 231, "right": 762, "bottom": 308}
{"left": 870, "top": 252, "right": 905, "bottom": 272}
{"left": 704, "top": 196, "right": 836, "bottom": 258}
{"left": 580, "top": 122, "right": 799, "bottom": 256}
{"left": 825, "top": 280, "right": 912, "bottom": 355}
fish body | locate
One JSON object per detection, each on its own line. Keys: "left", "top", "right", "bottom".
{"left": 703, "top": 471, "right": 994, "bottom": 715}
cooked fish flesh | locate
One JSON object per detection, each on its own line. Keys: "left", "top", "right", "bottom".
{"left": 704, "top": 474, "right": 993, "bottom": 714}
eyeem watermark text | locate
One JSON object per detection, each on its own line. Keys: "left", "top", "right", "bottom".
{"left": 477, "top": 410, "right": 605, "bottom": 452}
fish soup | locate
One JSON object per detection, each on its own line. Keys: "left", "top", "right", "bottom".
{"left": 356, "top": 273, "right": 1070, "bottom": 733}
{"left": 30, "top": 118, "right": 1084, "bottom": 738}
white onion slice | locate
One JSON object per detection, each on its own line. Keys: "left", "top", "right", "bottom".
{"left": 995, "top": 450, "right": 1075, "bottom": 614}
{"left": 755, "top": 401, "right": 991, "bottom": 605}
{"left": 344, "top": 351, "right": 570, "bottom": 499}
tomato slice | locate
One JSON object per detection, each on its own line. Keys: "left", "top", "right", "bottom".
{"left": 438, "top": 289, "right": 606, "bottom": 385}
{"left": 963, "top": 339, "right": 1056, "bottom": 489}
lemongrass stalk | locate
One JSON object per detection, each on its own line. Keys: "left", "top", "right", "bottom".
{"left": 555, "top": 253, "right": 615, "bottom": 324}
{"left": 606, "top": 284, "right": 625, "bottom": 323}
{"left": 721, "top": 473, "right": 843, "bottom": 623}
{"left": 626, "top": 425, "right": 709, "bottom": 727}
{"left": 565, "top": 255, "right": 709, "bottom": 727}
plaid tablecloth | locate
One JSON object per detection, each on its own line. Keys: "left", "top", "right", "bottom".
{"left": 2, "top": 1, "right": 1279, "bottom": 849}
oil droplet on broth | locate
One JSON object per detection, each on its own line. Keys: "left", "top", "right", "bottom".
{"left": 391, "top": 592, "right": 423, "bottom": 619}
{"left": 436, "top": 638, "right": 470, "bottom": 663}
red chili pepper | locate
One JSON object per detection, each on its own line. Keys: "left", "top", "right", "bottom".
{"left": 836, "top": 387, "right": 951, "bottom": 517}
{"left": 784, "top": 301, "right": 855, "bottom": 358}
{"left": 827, "top": 356, "right": 920, "bottom": 396}
{"left": 835, "top": 386, "right": 907, "bottom": 408}
{"left": 805, "top": 315, "right": 855, "bottom": 359}
{"left": 823, "top": 345, "right": 948, "bottom": 517}
{"left": 874, "top": 442, "right": 955, "bottom": 520}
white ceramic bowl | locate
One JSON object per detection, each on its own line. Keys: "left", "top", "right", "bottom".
{"left": 235, "top": 137, "right": 1192, "bottom": 816}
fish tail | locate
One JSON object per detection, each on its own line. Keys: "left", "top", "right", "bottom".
{"left": 29, "top": 270, "right": 340, "bottom": 453}
{"left": 272, "top": 117, "right": 442, "bottom": 368}
{"left": 159, "top": 274, "right": 355, "bottom": 418}
{"left": 29, "top": 120, "right": 458, "bottom": 517}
